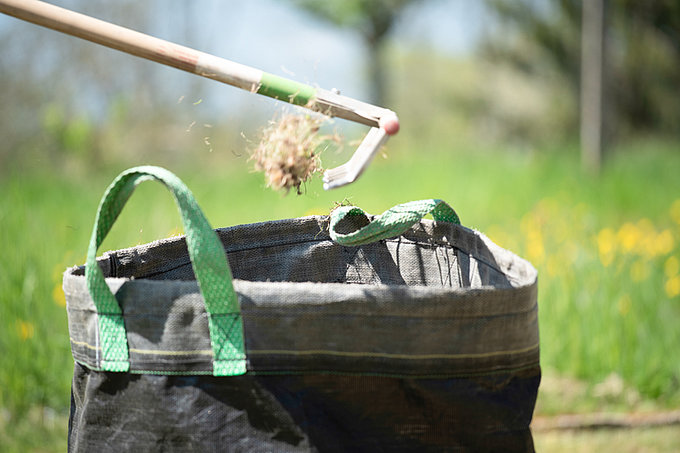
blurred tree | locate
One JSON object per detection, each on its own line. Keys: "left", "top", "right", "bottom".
{"left": 291, "top": 0, "right": 423, "bottom": 106}
{"left": 483, "top": 0, "right": 680, "bottom": 139}
{"left": 0, "top": 0, "right": 212, "bottom": 168}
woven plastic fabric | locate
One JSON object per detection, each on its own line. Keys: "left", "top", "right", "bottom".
{"left": 64, "top": 167, "right": 540, "bottom": 452}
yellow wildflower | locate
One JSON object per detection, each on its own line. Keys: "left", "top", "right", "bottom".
{"left": 665, "top": 276, "right": 680, "bottom": 298}
{"left": 526, "top": 237, "right": 545, "bottom": 265}
{"left": 617, "top": 222, "right": 641, "bottom": 253}
{"left": 665, "top": 255, "right": 679, "bottom": 278}
{"left": 671, "top": 199, "right": 680, "bottom": 226}
{"left": 18, "top": 321, "right": 35, "bottom": 340}
{"left": 654, "top": 230, "right": 675, "bottom": 256}
{"left": 53, "top": 283, "right": 66, "bottom": 307}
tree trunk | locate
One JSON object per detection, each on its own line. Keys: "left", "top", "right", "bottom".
{"left": 580, "top": 0, "right": 608, "bottom": 173}
{"left": 366, "top": 38, "right": 386, "bottom": 106}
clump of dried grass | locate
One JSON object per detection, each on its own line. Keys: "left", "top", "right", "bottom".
{"left": 251, "top": 113, "right": 339, "bottom": 194}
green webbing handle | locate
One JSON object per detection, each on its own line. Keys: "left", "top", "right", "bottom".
{"left": 85, "top": 166, "right": 246, "bottom": 376}
{"left": 329, "top": 199, "right": 461, "bottom": 246}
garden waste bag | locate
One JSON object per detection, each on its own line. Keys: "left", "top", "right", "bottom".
{"left": 63, "top": 166, "right": 540, "bottom": 452}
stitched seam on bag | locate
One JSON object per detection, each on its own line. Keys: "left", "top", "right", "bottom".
{"left": 72, "top": 359, "right": 540, "bottom": 378}
{"left": 71, "top": 338, "right": 213, "bottom": 355}
{"left": 70, "top": 351, "right": 215, "bottom": 368}
{"left": 246, "top": 343, "right": 539, "bottom": 360}
{"left": 73, "top": 359, "right": 218, "bottom": 375}
{"left": 70, "top": 337, "right": 538, "bottom": 360}
{"left": 248, "top": 362, "right": 541, "bottom": 379}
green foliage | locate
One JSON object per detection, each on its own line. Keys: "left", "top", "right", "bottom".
{"left": 293, "top": 0, "right": 420, "bottom": 40}
{"left": 41, "top": 104, "right": 96, "bottom": 158}
{"left": 483, "top": 0, "right": 680, "bottom": 138}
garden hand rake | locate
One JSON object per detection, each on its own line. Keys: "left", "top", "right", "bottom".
{"left": 0, "top": 0, "right": 400, "bottom": 190}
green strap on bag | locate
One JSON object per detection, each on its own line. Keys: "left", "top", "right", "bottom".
{"left": 329, "top": 199, "right": 461, "bottom": 246}
{"left": 85, "top": 166, "right": 246, "bottom": 376}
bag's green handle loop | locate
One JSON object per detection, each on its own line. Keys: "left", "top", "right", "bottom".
{"left": 329, "top": 199, "right": 461, "bottom": 247}
{"left": 85, "top": 166, "right": 246, "bottom": 376}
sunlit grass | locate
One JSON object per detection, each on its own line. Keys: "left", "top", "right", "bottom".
{"left": 534, "top": 426, "right": 680, "bottom": 453}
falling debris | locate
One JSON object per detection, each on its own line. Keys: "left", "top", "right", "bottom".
{"left": 251, "top": 113, "right": 340, "bottom": 195}
{"left": 280, "top": 65, "right": 295, "bottom": 77}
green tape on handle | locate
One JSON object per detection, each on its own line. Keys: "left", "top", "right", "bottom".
{"left": 329, "top": 199, "right": 461, "bottom": 247}
{"left": 257, "top": 72, "right": 316, "bottom": 106}
{"left": 85, "top": 166, "right": 246, "bottom": 376}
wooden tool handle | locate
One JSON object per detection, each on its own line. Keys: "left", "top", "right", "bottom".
{"left": 0, "top": 0, "right": 261, "bottom": 90}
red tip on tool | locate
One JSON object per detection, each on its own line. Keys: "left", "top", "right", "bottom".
{"left": 380, "top": 113, "right": 400, "bottom": 136}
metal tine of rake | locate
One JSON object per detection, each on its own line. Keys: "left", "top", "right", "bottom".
{"left": 0, "top": 0, "right": 400, "bottom": 190}
{"left": 323, "top": 126, "right": 389, "bottom": 190}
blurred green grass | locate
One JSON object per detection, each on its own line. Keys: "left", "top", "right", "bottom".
{"left": 534, "top": 425, "right": 680, "bottom": 452}
{"left": 1, "top": 136, "right": 679, "bottom": 450}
